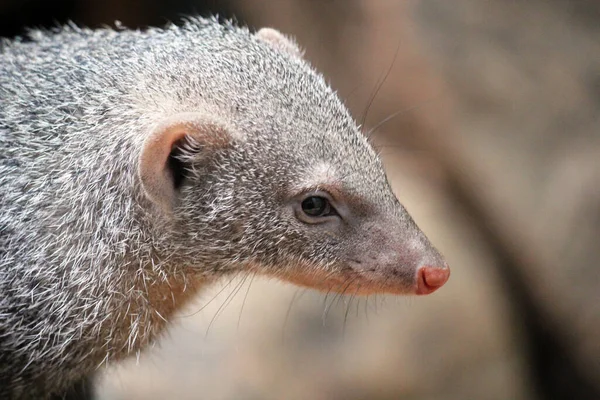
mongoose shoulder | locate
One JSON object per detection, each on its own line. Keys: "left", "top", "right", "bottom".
{"left": 0, "top": 17, "right": 449, "bottom": 399}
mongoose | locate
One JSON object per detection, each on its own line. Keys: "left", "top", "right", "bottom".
{"left": 0, "top": 17, "right": 450, "bottom": 399}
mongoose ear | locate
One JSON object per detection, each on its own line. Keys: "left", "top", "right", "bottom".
{"left": 139, "top": 113, "right": 231, "bottom": 214}
{"left": 255, "top": 27, "right": 305, "bottom": 59}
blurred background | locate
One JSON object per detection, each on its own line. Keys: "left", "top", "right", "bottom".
{"left": 2, "top": 0, "right": 599, "bottom": 399}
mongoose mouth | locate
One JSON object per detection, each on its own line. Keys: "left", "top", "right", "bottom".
{"left": 276, "top": 264, "right": 450, "bottom": 296}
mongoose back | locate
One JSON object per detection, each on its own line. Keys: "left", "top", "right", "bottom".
{"left": 0, "top": 18, "right": 450, "bottom": 399}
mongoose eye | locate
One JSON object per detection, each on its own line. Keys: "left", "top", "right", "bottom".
{"left": 294, "top": 191, "right": 341, "bottom": 225}
{"left": 301, "top": 196, "right": 335, "bottom": 217}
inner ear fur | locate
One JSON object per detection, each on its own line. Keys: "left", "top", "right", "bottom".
{"left": 255, "top": 27, "right": 305, "bottom": 59}
{"left": 138, "top": 112, "right": 231, "bottom": 214}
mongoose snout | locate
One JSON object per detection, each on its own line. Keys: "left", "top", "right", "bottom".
{"left": 1, "top": 18, "right": 450, "bottom": 399}
{"left": 267, "top": 182, "right": 450, "bottom": 296}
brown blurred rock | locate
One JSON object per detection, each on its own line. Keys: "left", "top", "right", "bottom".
{"left": 413, "top": 0, "right": 600, "bottom": 390}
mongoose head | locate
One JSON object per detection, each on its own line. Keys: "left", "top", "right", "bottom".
{"left": 138, "top": 23, "right": 449, "bottom": 296}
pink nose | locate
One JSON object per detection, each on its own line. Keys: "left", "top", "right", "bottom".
{"left": 416, "top": 266, "right": 450, "bottom": 295}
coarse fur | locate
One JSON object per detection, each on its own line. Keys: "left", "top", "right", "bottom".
{"left": 0, "top": 17, "right": 448, "bottom": 399}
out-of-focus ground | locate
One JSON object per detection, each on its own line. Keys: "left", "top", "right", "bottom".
{"left": 2, "top": 0, "right": 598, "bottom": 399}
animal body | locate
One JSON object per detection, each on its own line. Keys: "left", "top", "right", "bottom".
{"left": 0, "top": 18, "right": 449, "bottom": 399}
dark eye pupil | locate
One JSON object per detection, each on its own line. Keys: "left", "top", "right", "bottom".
{"left": 301, "top": 196, "right": 328, "bottom": 216}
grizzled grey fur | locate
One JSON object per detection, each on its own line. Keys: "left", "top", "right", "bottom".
{"left": 0, "top": 17, "right": 445, "bottom": 399}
